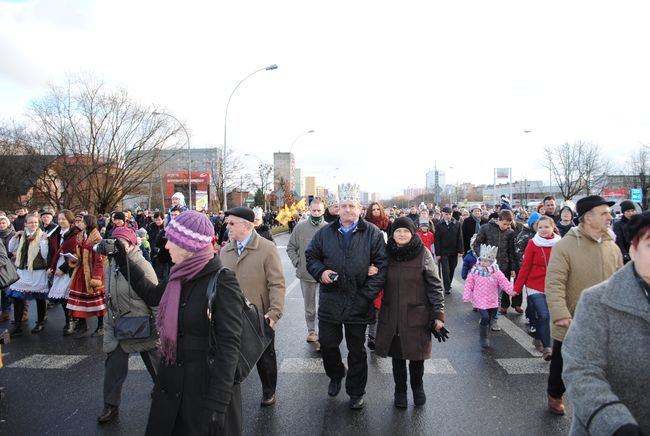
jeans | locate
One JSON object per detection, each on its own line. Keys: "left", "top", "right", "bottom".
{"left": 478, "top": 308, "right": 498, "bottom": 326}
{"left": 319, "top": 320, "right": 368, "bottom": 397}
{"left": 527, "top": 293, "right": 550, "bottom": 348}
{"left": 547, "top": 340, "right": 565, "bottom": 399}
{"left": 299, "top": 280, "right": 318, "bottom": 333}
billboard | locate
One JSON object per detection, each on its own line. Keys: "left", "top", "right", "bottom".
{"left": 601, "top": 188, "right": 627, "bottom": 199}
{"left": 496, "top": 168, "right": 510, "bottom": 179}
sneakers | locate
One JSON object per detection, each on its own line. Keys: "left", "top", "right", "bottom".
{"left": 542, "top": 347, "right": 553, "bottom": 361}
{"left": 532, "top": 339, "right": 544, "bottom": 352}
{"left": 306, "top": 332, "right": 318, "bottom": 343}
{"left": 548, "top": 395, "right": 565, "bottom": 415}
{"left": 490, "top": 319, "right": 501, "bottom": 331}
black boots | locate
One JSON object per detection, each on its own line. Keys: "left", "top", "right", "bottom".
{"left": 409, "top": 361, "right": 426, "bottom": 406}
{"left": 480, "top": 324, "right": 490, "bottom": 348}
{"left": 392, "top": 359, "right": 408, "bottom": 408}
{"left": 97, "top": 404, "right": 119, "bottom": 423}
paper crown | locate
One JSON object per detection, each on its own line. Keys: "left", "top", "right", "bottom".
{"left": 479, "top": 244, "right": 498, "bottom": 262}
{"left": 326, "top": 191, "right": 339, "bottom": 206}
{"left": 418, "top": 202, "right": 427, "bottom": 211}
{"left": 338, "top": 183, "right": 360, "bottom": 203}
{"left": 252, "top": 206, "right": 264, "bottom": 219}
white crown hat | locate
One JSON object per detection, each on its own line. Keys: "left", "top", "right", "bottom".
{"left": 252, "top": 206, "right": 264, "bottom": 220}
{"left": 326, "top": 191, "right": 339, "bottom": 206}
{"left": 479, "top": 244, "right": 498, "bottom": 262}
{"left": 338, "top": 183, "right": 360, "bottom": 204}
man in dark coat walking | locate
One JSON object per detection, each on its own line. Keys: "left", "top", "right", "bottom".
{"left": 306, "top": 183, "right": 387, "bottom": 410}
{"left": 434, "top": 207, "right": 464, "bottom": 294}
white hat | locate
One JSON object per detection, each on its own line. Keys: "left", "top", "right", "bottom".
{"left": 252, "top": 206, "right": 264, "bottom": 220}
{"left": 326, "top": 192, "right": 339, "bottom": 206}
{"left": 338, "top": 183, "right": 360, "bottom": 204}
{"left": 479, "top": 244, "right": 498, "bottom": 262}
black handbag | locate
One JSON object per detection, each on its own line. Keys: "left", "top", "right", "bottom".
{"left": 207, "top": 268, "right": 275, "bottom": 384}
{"left": 0, "top": 260, "right": 18, "bottom": 289}
{"left": 108, "top": 256, "right": 153, "bottom": 340}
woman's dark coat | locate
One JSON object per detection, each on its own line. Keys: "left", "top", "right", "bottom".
{"left": 375, "top": 246, "right": 445, "bottom": 361}
{"left": 119, "top": 254, "right": 243, "bottom": 436}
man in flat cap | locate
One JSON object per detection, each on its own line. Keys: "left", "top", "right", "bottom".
{"left": 306, "top": 183, "right": 387, "bottom": 410}
{"left": 220, "top": 207, "right": 285, "bottom": 407}
{"left": 545, "top": 195, "right": 623, "bottom": 415}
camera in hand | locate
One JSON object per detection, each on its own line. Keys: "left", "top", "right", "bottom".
{"left": 95, "top": 238, "right": 118, "bottom": 255}
{"left": 328, "top": 273, "right": 338, "bottom": 281}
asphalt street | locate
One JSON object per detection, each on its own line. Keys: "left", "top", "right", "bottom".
{"left": 0, "top": 232, "right": 572, "bottom": 436}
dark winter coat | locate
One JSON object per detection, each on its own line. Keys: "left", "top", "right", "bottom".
{"left": 434, "top": 219, "right": 464, "bottom": 256}
{"left": 375, "top": 244, "right": 445, "bottom": 361}
{"left": 255, "top": 224, "right": 274, "bottom": 243}
{"left": 473, "top": 220, "right": 518, "bottom": 274}
{"left": 305, "top": 219, "right": 387, "bottom": 324}
{"left": 461, "top": 216, "right": 482, "bottom": 253}
{"left": 612, "top": 216, "right": 631, "bottom": 263}
{"left": 119, "top": 255, "right": 243, "bottom": 436}
{"left": 514, "top": 226, "right": 535, "bottom": 269}
{"left": 556, "top": 220, "right": 575, "bottom": 238}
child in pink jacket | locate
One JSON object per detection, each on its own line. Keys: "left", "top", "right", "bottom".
{"left": 463, "top": 244, "right": 515, "bottom": 348}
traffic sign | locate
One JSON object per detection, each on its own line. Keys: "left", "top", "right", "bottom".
{"left": 244, "top": 198, "right": 255, "bottom": 204}
{"left": 631, "top": 188, "right": 642, "bottom": 203}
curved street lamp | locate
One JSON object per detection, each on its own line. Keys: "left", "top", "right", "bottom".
{"left": 152, "top": 111, "right": 192, "bottom": 210}
{"left": 289, "top": 129, "right": 315, "bottom": 154}
{"left": 222, "top": 64, "right": 278, "bottom": 210}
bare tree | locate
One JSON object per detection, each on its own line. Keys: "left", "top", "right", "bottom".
{"left": 210, "top": 147, "right": 246, "bottom": 211}
{"left": 28, "top": 75, "right": 183, "bottom": 213}
{"left": 629, "top": 145, "right": 650, "bottom": 210}
{"left": 577, "top": 141, "right": 609, "bottom": 195}
{"left": 0, "top": 122, "right": 53, "bottom": 208}
{"left": 543, "top": 143, "right": 583, "bottom": 200}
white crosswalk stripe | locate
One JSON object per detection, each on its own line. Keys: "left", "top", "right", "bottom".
{"left": 7, "top": 354, "right": 87, "bottom": 369}
{"left": 496, "top": 358, "right": 550, "bottom": 374}
{"left": 279, "top": 357, "right": 458, "bottom": 375}
{"left": 375, "top": 358, "right": 457, "bottom": 374}
{"left": 279, "top": 357, "right": 324, "bottom": 373}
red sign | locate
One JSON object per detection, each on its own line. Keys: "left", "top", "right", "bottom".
{"left": 163, "top": 171, "right": 212, "bottom": 208}
{"left": 601, "top": 188, "right": 627, "bottom": 198}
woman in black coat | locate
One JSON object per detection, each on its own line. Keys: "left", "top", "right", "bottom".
{"left": 109, "top": 211, "right": 243, "bottom": 436}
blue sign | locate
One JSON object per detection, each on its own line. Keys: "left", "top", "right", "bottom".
{"left": 631, "top": 188, "right": 642, "bottom": 203}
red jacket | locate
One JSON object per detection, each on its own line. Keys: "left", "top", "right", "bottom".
{"left": 417, "top": 229, "right": 435, "bottom": 253}
{"left": 513, "top": 238, "right": 553, "bottom": 293}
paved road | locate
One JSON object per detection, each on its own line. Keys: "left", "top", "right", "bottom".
{"left": 0, "top": 232, "right": 571, "bottom": 435}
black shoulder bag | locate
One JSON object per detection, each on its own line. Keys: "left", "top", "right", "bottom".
{"left": 108, "top": 256, "right": 153, "bottom": 340}
{"left": 207, "top": 268, "right": 275, "bottom": 384}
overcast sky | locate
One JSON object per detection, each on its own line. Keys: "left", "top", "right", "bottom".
{"left": 1, "top": 0, "right": 648, "bottom": 198}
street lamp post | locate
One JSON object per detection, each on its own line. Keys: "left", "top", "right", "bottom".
{"left": 289, "top": 129, "right": 315, "bottom": 154}
{"left": 152, "top": 111, "right": 192, "bottom": 210}
{"left": 222, "top": 64, "right": 278, "bottom": 211}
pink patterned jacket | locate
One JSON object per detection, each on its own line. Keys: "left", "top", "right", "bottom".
{"left": 463, "top": 263, "right": 515, "bottom": 310}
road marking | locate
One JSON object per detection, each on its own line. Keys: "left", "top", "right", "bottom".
{"left": 277, "top": 246, "right": 287, "bottom": 249}
{"left": 496, "top": 358, "right": 549, "bottom": 374}
{"left": 495, "top": 316, "right": 543, "bottom": 357}
{"left": 375, "top": 357, "right": 457, "bottom": 374}
{"left": 128, "top": 355, "right": 148, "bottom": 371}
{"left": 285, "top": 278, "right": 301, "bottom": 297}
{"left": 279, "top": 357, "right": 324, "bottom": 373}
{"left": 7, "top": 354, "right": 87, "bottom": 369}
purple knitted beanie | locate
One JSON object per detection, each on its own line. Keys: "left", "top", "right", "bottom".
{"left": 165, "top": 211, "right": 214, "bottom": 252}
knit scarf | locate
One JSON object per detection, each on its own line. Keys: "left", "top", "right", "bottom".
{"left": 157, "top": 245, "right": 214, "bottom": 364}
{"left": 309, "top": 215, "right": 324, "bottom": 226}
{"left": 387, "top": 234, "right": 424, "bottom": 262}
{"left": 471, "top": 262, "right": 500, "bottom": 277}
{"left": 532, "top": 233, "right": 561, "bottom": 247}
{"left": 15, "top": 228, "right": 43, "bottom": 271}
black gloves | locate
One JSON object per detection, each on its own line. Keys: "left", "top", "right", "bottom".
{"left": 613, "top": 424, "right": 644, "bottom": 436}
{"left": 430, "top": 322, "right": 450, "bottom": 342}
{"left": 207, "top": 410, "right": 225, "bottom": 435}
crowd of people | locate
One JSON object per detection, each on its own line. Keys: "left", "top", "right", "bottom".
{"left": 0, "top": 187, "right": 647, "bottom": 435}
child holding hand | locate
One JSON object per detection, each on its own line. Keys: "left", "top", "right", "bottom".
{"left": 463, "top": 244, "right": 516, "bottom": 348}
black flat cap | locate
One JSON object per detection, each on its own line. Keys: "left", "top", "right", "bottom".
{"left": 576, "top": 195, "right": 615, "bottom": 218}
{"left": 441, "top": 207, "right": 452, "bottom": 213}
{"left": 225, "top": 207, "right": 255, "bottom": 223}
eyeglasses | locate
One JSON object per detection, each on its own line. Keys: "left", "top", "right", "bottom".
{"left": 226, "top": 220, "right": 245, "bottom": 226}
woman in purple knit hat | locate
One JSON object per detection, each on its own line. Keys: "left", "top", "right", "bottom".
{"left": 103, "top": 210, "right": 244, "bottom": 436}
